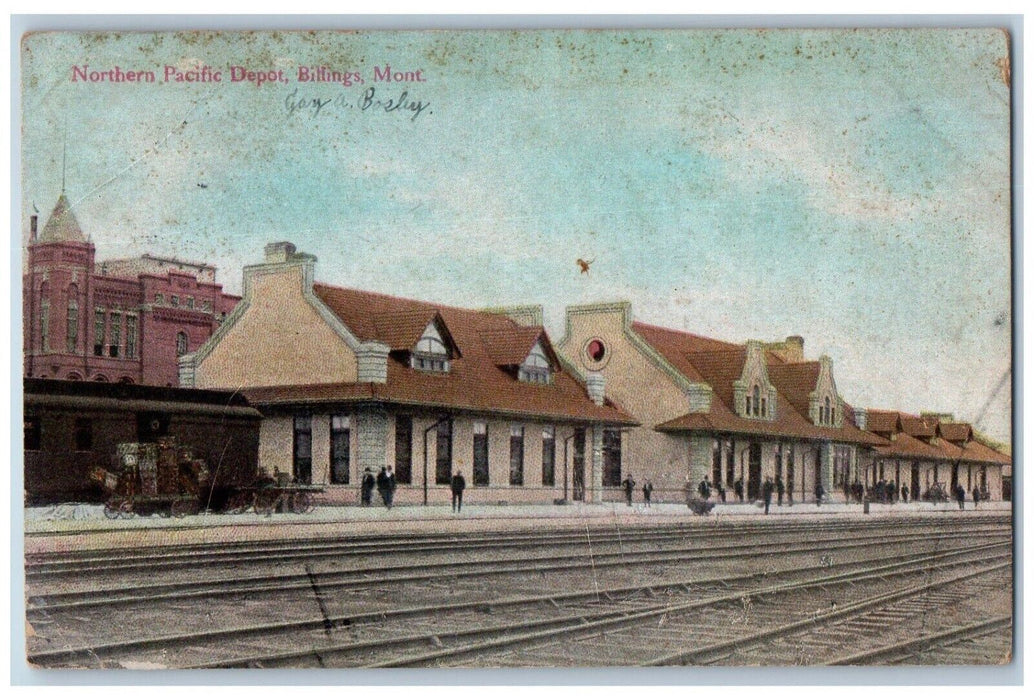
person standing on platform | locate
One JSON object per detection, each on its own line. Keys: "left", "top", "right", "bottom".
{"left": 972, "top": 486, "right": 980, "bottom": 509}
{"left": 888, "top": 480, "right": 896, "bottom": 505}
{"left": 385, "top": 465, "right": 397, "bottom": 509}
{"left": 901, "top": 485, "right": 909, "bottom": 503}
{"left": 734, "top": 477, "right": 744, "bottom": 502}
{"left": 954, "top": 483, "right": 966, "bottom": 510}
{"left": 622, "top": 474, "right": 636, "bottom": 506}
{"left": 776, "top": 476, "right": 785, "bottom": 506}
{"left": 814, "top": 482, "right": 825, "bottom": 506}
{"left": 360, "top": 467, "right": 375, "bottom": 506}
{"left": 450, "top": 470, "right": 466, "bottom": 513}
{"left": 762, "top": 478, "right": 774, "bottom": 515}
{"left": 642, "top": 479, "right": 653, "bottom": 507}
{"left": 376, "top": 466, "right": 390, "bottom": 508}
{"left": 717, "top": 482, "right": 727, "bottom": 503}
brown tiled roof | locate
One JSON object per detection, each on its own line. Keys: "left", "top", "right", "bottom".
{"left": 479, "top": 326, "right": 552, "bottom": 367}
{"left": 865, "top": 409, "right": 1010, "bottom": 466}
{"left": 767, "top": 362, "right": 821, "bottom": 418}
{"left": 255, "top": 283, "right": 636, "bottom": 425}
{"left": 865, "top": 410, "right": 902, "bottom": 434}
{"left": 874, "top": 432, "right": 951, "bottom": 461}
{"left": 900, "top": 415, "right": 936, "bottom": 438}
{"left": 638, "top": 326, "right": 880, "bottom": 445}
{"left": 369, "top": 309, "right": 440, "bottom": 350}
{"left": 938, "top": 422, "right": 974, "bottom": 443}
{"left": 959, "top": 440, "right": 1011, "bottom": 465}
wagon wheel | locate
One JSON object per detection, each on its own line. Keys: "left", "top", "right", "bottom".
{"left": 171, "top": 499, "right": 199, "bottom": 518}
{"left": 103, "top": 499, "right": 122, "bottom": 519}
{"left": 253, "top": 490, "right": 278, "bottom": 515}
{"left": 225, "top": 492, "right": 250, "bottom": 515}
{"left": 117, "top": 500, "right": 136, "bottom": 519}
{"left": 289, "top": 492, "right": 313, "bottom": 514}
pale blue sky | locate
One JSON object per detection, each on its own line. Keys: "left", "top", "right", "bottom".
{"left": 20, "top": 29, "right": 1012, "bottom": 442}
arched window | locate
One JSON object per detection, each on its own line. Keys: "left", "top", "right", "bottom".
{"left": 93, "top": 374, "right": 109, "bottom": 382}
{"left": 38, "top": 281, "right": 50, "bottom": 352}
{"left": 118, "top": 376, "right": 135, "bottom": 384}
{"left": 176, "top": 331, "right": 188, "bottom": 357}
{"left": 752, "top": 385, "right": 761, "bottom": 417}
{"left": 66, "top": 372, "right": 82, "bottom": 381}
{"left": 66, "top": 285, "right": 79, "bottom": 352}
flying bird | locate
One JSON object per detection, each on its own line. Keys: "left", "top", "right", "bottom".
{"left": 197, "top": 183, "right": 208, "bottom": 189}
{"left": 576, "top": 258, "right": 594, "bottom": 274}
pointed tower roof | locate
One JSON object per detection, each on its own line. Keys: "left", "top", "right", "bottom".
{"left": 39, "top": 194, "right": 86, "bottom": 243}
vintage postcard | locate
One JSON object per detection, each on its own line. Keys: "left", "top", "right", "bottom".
{"left": 19, "top": 26, "right": 1014, "bottom": 674}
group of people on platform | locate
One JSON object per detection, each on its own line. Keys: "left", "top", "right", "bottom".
{"left": 621, "top": 475, "right": 655, "bottom": 507}
{"left": 359, "top": 465, "right": 397, "bottom": 509}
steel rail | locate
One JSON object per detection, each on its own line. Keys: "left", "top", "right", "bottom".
{"left": 825, "top": 615, "right": 1013, "bottom": 665}
{"left": 26, "top": 539, "right": 1009, "bottom": 668}
{"left": 26, "top": 530, "right": 1006, "bottom": 613}
{"left": 26, "top": 515, "right": 1011, "bottom": 577}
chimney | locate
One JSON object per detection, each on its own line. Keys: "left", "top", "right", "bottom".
{"left": 784, "top": 335, "right": 804, "bottom": 363}
{"left": 586, "top": 371, "right": 606, "bottom": 406}
{"left": 357, "top": 341, "right": 390, "bottom": 384}
{"left": 854, "top": 407, "right": 867, "bottom": 431}
{"left": 264, "top": 241, "right": 297, "bottom": 264}
{"left": 30, "top": 215, "right": 38, "bottom": 241}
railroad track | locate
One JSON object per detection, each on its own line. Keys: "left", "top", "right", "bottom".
{"left": 26, "top": 513, "right": 1011, "bottom": 578}
{"left": 826, "top": 615, "right": 1013, "bottom": 665}
{"left": 25, "top": 529, "right": 1006, "bottom": 613}
{"left": 26, "top": 538, "right": 1011, "bottom": 669}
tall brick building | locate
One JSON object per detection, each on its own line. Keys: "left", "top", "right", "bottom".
{"left": 23, "top": 193, "right": 240, "bottom": 386}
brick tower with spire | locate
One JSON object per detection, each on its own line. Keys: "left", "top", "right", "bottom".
{"left": 23, "top": 194, "right": 240, "bottom": 386}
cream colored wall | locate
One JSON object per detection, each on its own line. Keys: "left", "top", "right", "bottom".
{"left": 311, "top": 414, "right": 331, "bottom": 485}
{"left": 258, "top": 416, "right": 292, "bottom": 477}
{"left": 196, "top": 264, "right": 357, "bottom": 388}
{"left": 557, "top": 308, "right": 693, "bottom": 501}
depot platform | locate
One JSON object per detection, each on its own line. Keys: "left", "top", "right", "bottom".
{"left": 23, "top": 499, "right": 1012, "bottom": 556}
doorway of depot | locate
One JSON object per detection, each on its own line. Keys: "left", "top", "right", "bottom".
{"left": 747, "top": 442, "right": 762, "bottom": 501}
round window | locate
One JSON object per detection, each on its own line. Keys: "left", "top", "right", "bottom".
{"left": 581, "top": 337, "right": 610, "bottom": 369}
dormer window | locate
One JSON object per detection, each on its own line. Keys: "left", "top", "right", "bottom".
{"left": 519, "top": 340, "right": 552, "bottom": 384}
{"left": 752, "top": 385, "right": 761, "bottom": 417}
{"left": 412, "top": 321, "right": 451, "bottom": 373}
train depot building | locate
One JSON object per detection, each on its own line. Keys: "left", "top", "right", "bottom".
{"left": 556, "top": 302, "right": 888, "bottom": 503}
{"left": 180, "top": 242, "right": 636, "bottom": 506}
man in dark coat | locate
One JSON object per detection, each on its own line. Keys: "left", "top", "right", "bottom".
{"left": 955, "top": 483, "right": 966, "bottom": 510}
{"left": 642, "top": 480, "right": 653, "bottom": 507}
{"left": 450, "top": 470, "right": 466, "bottom": 513}
{"left": 814, "top": 482, "right": 825, "bottom": 506}
{"left": 775, "top": 476, "right": 785, "bottom": 506}
{"left": 622, "top": 475, "right": 636, "bottom": 506}
{"left": 734, "top": 477, "right": 744, "bottom": 502}
{"left": 360, "top": 467, "right": 375, "bottom": 506}
{"left": 698, "top": 478, "right": 711, "bottom": 500}
{"left": 887, "top": 480, "right": 896, "bottom": 505}
{"left": 762, "top": 478, "right": 774, "bottom": 515}
{"left": 376, "top": 467, "right": 391, "bottom": 509}
{"left": 901, "top": 485, "right": 909, "bottom": 503}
